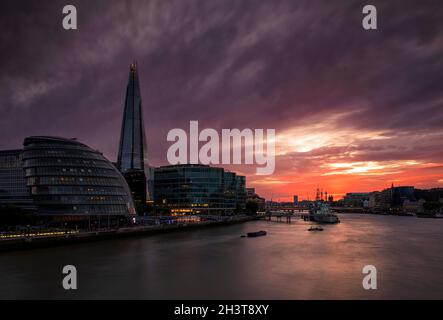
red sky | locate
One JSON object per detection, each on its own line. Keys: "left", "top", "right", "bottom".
{"left": 224, "top": 112, "right": 443, "bottom": 201}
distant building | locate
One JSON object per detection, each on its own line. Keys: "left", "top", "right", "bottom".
{"left": 246, "top": 188, "right": 255, "bottom": 197}
{"left": 368, "top": 191, "right": 383, "bottom": 209}
{"left": 293, "top": 195, "right": 299, "bottom": 205}
{"left": 414, "top": 188, "right": 443, "bottom": 202}
{"left": 299, "top": 200, "right": 313, "bottom": 208}
{"left": 403, "top": 199, "right": 425, "bottom": 213}
{"left": 234, "top": 174, "right": 246, "bottom": 210}
{"left": 246, "top": 188, "right": 266, "bottom": 211}
{"left": 391, "top": 186, "right": 415, "bottom": 207}
{"left": 265, "top": 201, "right": 298, "bottom": 210}
{"left": 368, "top": 185, "right": 422, "bottom": 212}
{"left": 153, "top": 164, "right": 246, "bottom": 215}
{"left": 379, "top": 188, "right": 394, "bottom": 209}
{"left": 343, "top": 193, "right": 370, "bottom": 207}
{"left": 265, "top": 200, "right": 279, "bottom": 209}
{"left": 0, "top": 150, "right": 35, "bottom": 211}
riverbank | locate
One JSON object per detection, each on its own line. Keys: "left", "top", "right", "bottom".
{"left": 0, "top": 215, "right": 256, "bottom": 252}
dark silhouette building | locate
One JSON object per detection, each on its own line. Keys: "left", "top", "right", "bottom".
{"left": 391, "top": 186, "right": 415, "bottom": 207}
{"left": 117, "top": 62, "right": 151, "bottom": 213}
{"left": 0, "top": 149, "right": 35, "bottom": 211}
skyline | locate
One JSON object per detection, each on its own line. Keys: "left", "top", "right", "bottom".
{"left": 0, "top": 0, "right": 442, "bottom": 201}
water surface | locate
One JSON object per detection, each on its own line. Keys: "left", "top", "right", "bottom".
{"left": 1, "top": 214, "right": 443, "bottom": 299}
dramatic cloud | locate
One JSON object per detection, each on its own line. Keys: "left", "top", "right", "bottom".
{"left": 0, "top": 0, "right": 442, "bottom": 200}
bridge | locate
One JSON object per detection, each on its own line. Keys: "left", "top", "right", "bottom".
{"left": 265, "top": 205, "right": 308, "bottom": 212}
{"left": 260, "top": 206, "right": 368, "bottom": 224}
{"left": 258, "top": 210, "right": 308, "bottom": 223}
{"left": 265, "top": 205, "right": 368, "bottom": 214}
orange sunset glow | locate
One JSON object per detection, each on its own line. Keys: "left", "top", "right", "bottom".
{"left": 228, "top": 112, "right": 443, "bottom": 201}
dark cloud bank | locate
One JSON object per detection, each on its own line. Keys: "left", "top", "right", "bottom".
{"left": 0, "top": 0, "right": 442, "bottom": 171}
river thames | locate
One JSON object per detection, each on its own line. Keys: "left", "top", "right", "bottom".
{"left": 1, "top": 214, "right": 443, "bottom": 299}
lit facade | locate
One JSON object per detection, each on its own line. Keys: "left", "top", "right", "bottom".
{"left": 153, "top": 164, "right": 246, "bottom": 215}
{"left": 22, "top": 136, "right": 136, "bottom": 222}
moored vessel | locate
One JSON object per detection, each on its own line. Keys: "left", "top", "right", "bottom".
{"left": 247, "top": 230, "right": 267, "bottom": 237}
{"left": 309, "top": 202, "right": 340, "bottom": 224}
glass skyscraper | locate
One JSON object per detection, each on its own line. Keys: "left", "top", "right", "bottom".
{"left": 117, "top": 62, "right": 147, "bottom": 172}
{"left": 117, "top": 62, "right": 151, "bottom": 211}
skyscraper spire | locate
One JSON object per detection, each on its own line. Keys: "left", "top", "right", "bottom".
{"left": 117, "top": 61, "right": 147, "bottom": 172}
{"left": 117, "top": 62, "right": 151, "bottom": 212}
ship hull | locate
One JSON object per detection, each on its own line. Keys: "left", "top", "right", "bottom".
{"left": 310, "top": 215, "right": 340, "bottom": 224}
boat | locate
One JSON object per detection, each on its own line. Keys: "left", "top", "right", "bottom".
{"left": 308, "top": 226, "right": 324, "bottom": 231}
{"left": 246, "top": 230, "right": 267, "bottom": 237}
{"left": 308, "top": 202, "right": 340, "bottom": 224}
{"left": 398, "top": 212, "right": 416, "bottom": 217}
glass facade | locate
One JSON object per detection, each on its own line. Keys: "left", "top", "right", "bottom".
{"left": 22, "top": 136, "right": 136, "bottom": 219}
{"left": 117, "top": 62, "right": 151, "bottom": 205}
{"left": 235, "top": 175, "right": 247, "bottom": 209}
{"left": 117, "top": 62, "right": 147, "bottom": 172}
{"left": 122, "top": 169, "right": 147, "bottom": 210}
{"left": 153, "top": 164, "right": 246, "bottom": 215}
{"left": 0, "top": 150, "right": 35, "bottom": 210}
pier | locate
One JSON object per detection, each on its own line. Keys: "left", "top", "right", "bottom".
{"left": 260, "top": 211, "right": 306, "bottom": 224}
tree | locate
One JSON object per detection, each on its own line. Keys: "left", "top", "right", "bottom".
{"left": 0, "top": 205, "right": 37, "bottom": 229}
{"left": 245, "top": 201, "right": 259, "bottom": 216}
{"left": 234, "top": 203, "right": 242, "bottom": 215}
{"left": 423, "top": 201, "right": 442, "bottom": 212}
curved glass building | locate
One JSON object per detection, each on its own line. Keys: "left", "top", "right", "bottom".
{"left": 22, "top": 136, "right": 136, "bottom": 223}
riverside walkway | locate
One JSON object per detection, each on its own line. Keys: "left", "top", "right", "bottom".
{"left": 0, "top": 215, "right": 256, "bottom": 251}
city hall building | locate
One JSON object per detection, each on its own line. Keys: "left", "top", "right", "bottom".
{"left": 0, "top": 136, "right": 136, "bottom": 225}
{"left": 153, "top": 164, "right": 246, "bottom": 215}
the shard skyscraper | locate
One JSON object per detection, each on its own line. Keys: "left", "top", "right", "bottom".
{"left": 117, "top": 62, "right": 151, "bottom": 213}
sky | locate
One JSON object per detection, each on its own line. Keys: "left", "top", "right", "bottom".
{"left": 0, "top": 0, "right": 442, "bottom": 201}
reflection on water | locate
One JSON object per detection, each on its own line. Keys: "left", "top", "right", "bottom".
{"left": 1, "top": 214, "right": 443, "bottom": 299}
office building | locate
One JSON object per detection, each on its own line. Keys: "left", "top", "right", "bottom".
{"left": 153, "top": 164, "right": 246, "bottom": 215}
{"left": 343, "top": 192, "right": 370, "bottom": 207}
{"left": 246, "top": 188, "right": 266, "bottom": 211}
{"left": 0, "top": 150, "right": 35, "bottom": 210}
{"left": 235, "top": 175, "right": 247, "bottom": 210}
